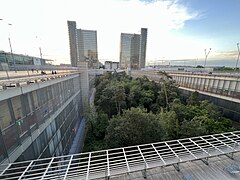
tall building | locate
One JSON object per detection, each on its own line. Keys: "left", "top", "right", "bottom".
{"left": 67, "top": 21, "right": 78, "bottom": 67}
{"left": 119, "top": 28, "right": 147, "bottom": 69}
{"left": 77, "top": 29, "right": 98, "bottom": 68}
{"left": 67, "top": 21, "right": 98, "bottom": 68}
{"left": 139, "top": 28, "right": 148, "bottom": 69}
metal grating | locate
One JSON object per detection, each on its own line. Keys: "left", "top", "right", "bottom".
{"left": 1, "top": 131, "right": 240, "bottom": 179}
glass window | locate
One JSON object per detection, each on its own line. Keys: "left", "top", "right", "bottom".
{"left": 2, "top": 124, "right": 19, "bottom": 153}
{"left": 41, "top": 146, "right": 50, "bottom": 158}
{"left": 32, "top": 91, "right": 39, "bottom": 109}
{"left": 51, "top": 121, "right": 57, "bottom": 134}
{"left": 49, "top": 140, "right": 54, "bottom": 155}
{"left": 32, "top": 140, "right": 40, "bottom": 157}
{"left": 21, "top": 94, "right": 30, "bottom": 116}
{"left": 0, "top": 53, "right": 7, "bottom": 63}
{"left": 46, "top": 125, "right": 53, "bottom": 141}
{"left": 22, "top": 145, "right": 36, "bottom": 161}
{"left": 39, "top": 131, "right": 47, "bottom": 150}
{"left": 27, "top": 93, "right": 34, "bottom": 113}
{"left": 0, "top": 101, "right": 14, "bottom": 130}
{"left": 53, "top": 134, "right": 58, "bottom": 147}
{"left": 0, "top": 134, "right": 7, "bottom": 163}
{"left": 11, "top": 96, "right": 23, "bottom": 120}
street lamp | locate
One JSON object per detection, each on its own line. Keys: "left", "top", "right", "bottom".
{"left": 0, "top": 19, "right": 16, "bottom": 71}
{"left": 204, "top": 48, "right": 211, "bottom": 67}
{"left": 8, "top": 23, "right": 16, "bottom": 71}
{"left": 235, "top": 43, "right": 240, "bottom": 71}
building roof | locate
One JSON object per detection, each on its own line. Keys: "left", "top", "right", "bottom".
{"left": 1, "top": 131, "right": 240, "bottom": 179}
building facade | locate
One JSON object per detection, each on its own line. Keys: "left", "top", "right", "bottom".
{"left": 139, "top": 28, "right": 147, "bottom": 69}
{"left": 105, "top": 61, "right": 119, "bottom": 70}
{"left": 0, "top": 51, "right": 50, "bottom": 70}
{"left": 67, "top": 21, "right": 98, "bottom": 68}
{"left": 119, "top": 28, "right": 147, "bottom": 70}
{"left": 0, "top": 74, "right": 85, "bottom": 164}
{"left": 67, "top": 21, "right": 78, "bottom": 67}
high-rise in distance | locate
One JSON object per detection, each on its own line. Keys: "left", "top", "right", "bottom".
{"left": 67, "top": 21, "right": 98, "bottom": 68}
{"left": 119, "top": 28, "right": 147, "bottom": 69}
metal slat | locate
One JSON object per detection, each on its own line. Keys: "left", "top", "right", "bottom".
{"left": 200, "top": 137, "right": 224, "bottom": 154}
{"left": 222, "top": 134, "right": 239, "bottom": 146}
{"left": 165, "top": 142, "right": 182, "bottom": 162}
{"left": 0, "top": 163, "right": 12, "bottom": 176}
{"left": 122, "top": 148, "right": 131, "bottom": 172}
{"left": 177, "top": 140, "right": 197, "bottom": 159}
{"left": 137, "top": 146, "right": 149, "bottom": 168}
{"left": 231, "top": 132, "right": 240, "bottom": 141}
{"left": 106, "top": 150, "right": 110, "bottom": 178}
{"left": 86, "top": 153, "right": 91, "bottom": 180}
{"left": 1, "top": 131, "right": 240, "bottom": 180}
{"left": 63, "top": 155, "right": 73, "bottom": 180}
{"left": 18, "top": 161, "right": 34, "bottom": 180}
{"left": 189, "top": 138, "right": 211, "bottom": 156}
{"left": 41, "top": 158, "right": 54, "bottom": 180}
{"left": 211, "top": 135, "right": 235, "bottom": 151}
{"left": 151, "top": 144, "right": 166, "bottom": 165}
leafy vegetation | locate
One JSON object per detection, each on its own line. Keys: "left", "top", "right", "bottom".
{"left": 214, "top": 67, "right": 239, "bottom": 71}
{"left": 83, "top": 72, "right": 234, "bottom": 151}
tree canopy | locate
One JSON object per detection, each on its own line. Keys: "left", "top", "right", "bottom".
{"left": 83, "top": 72, "right": 235, "bottom": 152}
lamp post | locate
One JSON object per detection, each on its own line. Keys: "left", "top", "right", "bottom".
{"left": 8, "top": 23, "right": 16, "bottom": 71}
{"left": 1, "top": 19, "right": 11, "bottom": 78}
{"left": 235, "top": 43, "right": 240, "bottom": 71}
{"left": 204, "top": 48, "right": 211, "bottom": 67}
{"left": 0, "top": 19, "right": 16, "bottom": 71}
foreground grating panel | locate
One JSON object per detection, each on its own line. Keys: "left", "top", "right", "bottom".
{"left": 1, "top": 131, "right": 240, "bottom": 179}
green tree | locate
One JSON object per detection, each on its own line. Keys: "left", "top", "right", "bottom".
{"left": 156, "top": 71, "right": 181, "bottom": 108}
{"left": 105, "top": 108, "right": 163, "bottom": 148}
{"left": 112, "top": 83, "right": 126, "bottom": 114}
{"left": 158, "top": 110, "right": 179, "bottom": 140}
{"left": 170, "top": 99, "right": 188, "bottom": 122}
{"left": 83, "top": 109, "right": 109, "bottom": 152}
{"left": 188, "top": 91, "right": 200, "bottom": 106}
{"left": 180, "top": 116, "right": 208, "bottom": 137}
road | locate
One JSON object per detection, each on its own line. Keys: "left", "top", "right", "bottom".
{"left": 0, "top": 70, "right": 76, "bottom": 80}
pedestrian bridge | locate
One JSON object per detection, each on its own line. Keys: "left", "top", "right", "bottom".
{"left": 1, "top": 131, "right": 240, "bottom": 180}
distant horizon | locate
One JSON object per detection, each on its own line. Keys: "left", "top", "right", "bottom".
{"left": 148, "top": 59, "right": 239, "bottom": 68}
{"left": 1, "top": 49, "right": 239, "bottom": 68}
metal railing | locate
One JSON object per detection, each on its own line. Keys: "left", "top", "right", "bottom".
{"left": 1, "top": 131, "right": 240, "bottom": 179}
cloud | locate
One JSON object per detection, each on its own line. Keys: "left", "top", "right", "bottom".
{"left": 0, "top": 0, "right": 199, "bottom": 64}
{"left": 212, "top": 50, "right": 239, "bottom": 60}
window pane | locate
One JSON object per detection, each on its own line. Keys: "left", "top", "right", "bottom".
{"left": 2, "top": 124, "right": 19, "bottom": 153}
{"left": 11, "top": 96, "right": 23, "bottom": 120}
{"left": 0, "top": 134, "right": 7, "bottom": 163}
{"left": 32, "top": 91, "right": 39, "bottom": 109}
{"left": 0, "top": 101, "right": 13, "bottom": 130}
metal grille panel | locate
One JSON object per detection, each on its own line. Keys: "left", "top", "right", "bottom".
{"left": 1, "top": 131, "right": 240, "bottom": 179}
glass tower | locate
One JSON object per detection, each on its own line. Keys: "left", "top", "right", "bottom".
{"left": 67, "top": 21, "right": 98, "bottom": 68}
{"left": 119, "top": 28, "right": 147, "bottom": 69}
{"left": 77, "top": 29, "right": 98, "bottom": 68}
{"left": 67, "top": 21, "right": 78, "bottom": 67}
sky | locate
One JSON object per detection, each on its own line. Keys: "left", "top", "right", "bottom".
{"left": 0, "top": 0, "right": 240, "bottom": 67}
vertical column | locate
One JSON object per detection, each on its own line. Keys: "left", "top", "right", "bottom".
{"left": 78, "top": 62, "right": 90, "bottom": 114}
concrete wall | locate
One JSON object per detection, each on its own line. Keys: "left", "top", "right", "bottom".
{"left": 0, "top": 73, "right": 86, "bottom": 164}
{"left": 180, "top": 88, "right": 240, "bottom": 122}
